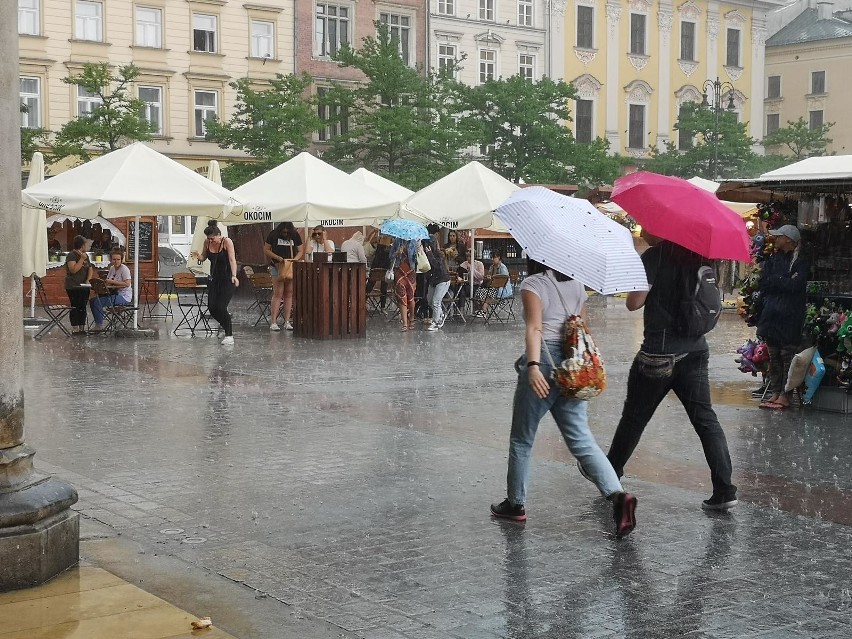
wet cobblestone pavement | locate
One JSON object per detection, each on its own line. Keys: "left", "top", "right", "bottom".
{"left": 22, "top": 297, "right": 852, "bottom": 638}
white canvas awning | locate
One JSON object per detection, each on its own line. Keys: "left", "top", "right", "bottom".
{"left": 756, "top": 155, "right": 852, "bottom": 182}
{"left": 22, "top": 142, "right": 240, "bottom": 219}
{"left": 403, "top": 162, "right": 519, "bottom": 231}
{"left": 225, "top": 153, "right": 399, "bottom": 226}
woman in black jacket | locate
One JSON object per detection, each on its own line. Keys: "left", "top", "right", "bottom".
{"left": 757, "top": 225, "right": 809, "bottom": 410}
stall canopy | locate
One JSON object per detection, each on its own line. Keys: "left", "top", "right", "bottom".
{"left": 225, "top": 153, "right": 400, "bottom": 227}
{"left": 718, "top": 155, "right": 852, "bottom": 201}
{"left": 756, "top": 155, "right": 852, "bottom": 183}
{"left": 403, "top": 161, "right": 519, "bottom": 231}
{"left": 22, "top": 142, "right": 241, "bottom": 219}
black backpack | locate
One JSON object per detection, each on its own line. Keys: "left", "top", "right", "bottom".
{"left": 677, "top": 264, "right": 722, "bottom": 337}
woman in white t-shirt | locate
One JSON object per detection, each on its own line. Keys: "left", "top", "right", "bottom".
{"left": 490, "top": 258, "right": 637, "bottom": 538}
{"left": 89, "top": 250, "right": 132, "bottom": 331}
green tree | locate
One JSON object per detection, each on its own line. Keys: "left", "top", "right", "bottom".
{"left": 51, "top": 63, "right": 153, "bottom": 164}
{"left": 762, "top": 116, "right": 834, "bottom": 159}
{"left": 20, "top": 102, "right": 49, "bottom": 165}
{"left": 204, "top": 73, "right": 322, "bottom": 188}
{"left": 645, "top": 102, "right": 757, "bottom": 179}
{"left": 462, "top": 75, "right": 578, "bottom": 183}
{"left": 321, "top": 23, "right": 474, "bottom": 190}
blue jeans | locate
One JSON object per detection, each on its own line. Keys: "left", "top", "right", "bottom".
{"left": 428, "top": 280, "right": 451, "bottom": 324}
{"left": 608, "top": 350, "right": 736, "bottom": 499}
{"left": 90, "top": 295, "right": 130, "bottom": 326}
{"left": 507, "top": 341, "right": 623, "bottom": 505}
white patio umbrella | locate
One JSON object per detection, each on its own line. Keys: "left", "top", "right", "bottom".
{"left": 22, "top": 143, "right": 241, "bottom": 327}
{"left": 189, "top": 160, "right": 228, "bottom": 276}
{"left": 495, "top": 187, "right": 648, "bottom": 295}
{"left": 351, "top": 168, "right": 414, "bottom": 202}
{"left": 22, "top": 152, "right": 47, "bottom": 319}
{"left": 224, "top": 153, "right": 399, "bottom": 227}
{"left": 403, "top": 162, "right": 519, "bottom": 299}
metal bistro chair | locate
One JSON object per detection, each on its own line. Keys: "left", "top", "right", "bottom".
{"left": 172, "top": 272, "right": 210, "bottom": 336}
{"left": 89, "top": 278, "right": 137, "bottom": 332}
{"left": 442, "top": 276, "right": 467, "bottom": 324}
{"left": 248, "top": 272, "right": 274, "bottom": 326}
{"left": 32, "top": 275, "right": 72, "bottom": 338}
{"left": 366, "top": 268, "right": 388, "bottom": 318}
{"left": 243, "top": 265, "right": 258, "bottom": 314}
{"left": 481, "top": 274, "right": 516, "bottom": 324}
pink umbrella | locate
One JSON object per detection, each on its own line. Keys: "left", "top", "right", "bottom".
{"left": 612, "top": 171, "right": 751, "bottom": 262}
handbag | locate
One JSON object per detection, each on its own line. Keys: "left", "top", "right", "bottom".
{"left": 416, "top": 244, "right": 431, "bottom": 273}
{"left": 277, "top": 259, "right": 294, "bottom": 282}
{"left": 385, "top": 256, "right": 397, "bottom": 282}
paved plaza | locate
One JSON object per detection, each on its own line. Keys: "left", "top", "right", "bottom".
{"left": 17, "top": 297, "right": 852, "bottom": 638}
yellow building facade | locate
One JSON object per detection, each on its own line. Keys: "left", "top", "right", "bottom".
{"left": 558, "top": 0, "right": 785, "bottom": 157}
{"left": 19, "top": 0, "right": 296, "bottom": 171}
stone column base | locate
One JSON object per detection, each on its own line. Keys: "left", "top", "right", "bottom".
{"left": 0, "top": 509, "right": 79, "bottom": 591}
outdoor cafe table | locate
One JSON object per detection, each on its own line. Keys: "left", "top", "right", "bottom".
{"left": 141, "top": 277, "right": 175, "bottom": 321}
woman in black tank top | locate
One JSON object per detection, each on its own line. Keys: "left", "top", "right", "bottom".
{"left": 194, "top": 220, "right": 238, "bottom": 345}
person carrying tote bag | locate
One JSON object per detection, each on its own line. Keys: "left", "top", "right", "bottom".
{"left": 263, "top": 221, "right": 304, "bottom": 331}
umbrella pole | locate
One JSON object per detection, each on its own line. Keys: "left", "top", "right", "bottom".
{"left": 30, "top": 275, "right": 36, "bottom": 318}
{"left": 469, "top": 228, "right": 475, "bottom": 311}
{"left": 133, "top": 215, "right": 140, "bottom": 329}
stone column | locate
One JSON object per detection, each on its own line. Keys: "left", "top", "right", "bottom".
{"left": 0, "top": 2, "right": 79, "bottom": 591}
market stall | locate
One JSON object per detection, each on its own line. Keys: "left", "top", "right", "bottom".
{"left": 722, "top": 156, "right": 852, "bottom": 412}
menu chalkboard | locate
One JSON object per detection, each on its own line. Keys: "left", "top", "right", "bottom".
{"left": 126, "top": 221, "right": 154, "bottom": 262}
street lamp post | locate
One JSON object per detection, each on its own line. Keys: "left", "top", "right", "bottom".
{"left": 700, "top": 77, "right": 737, "bottom": 180}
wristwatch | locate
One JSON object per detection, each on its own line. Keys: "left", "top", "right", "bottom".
{"left": 527, "top": 361, "right": 540, "bottom": 368}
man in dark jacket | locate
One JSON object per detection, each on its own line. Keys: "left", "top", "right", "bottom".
{"left": 757, "top": 225, "right": 808, "bottom": 409}
{"left": 584, "top": 234, "right": 738, "bottom": 511}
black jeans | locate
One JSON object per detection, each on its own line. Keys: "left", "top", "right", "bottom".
{"left": 608, "top": 350, "right": 736, "bottom": 499}
{"left": 66, "top": 288, "right": 90, "bottom": 327}
{"left": 207, "top": 281, "right": 234, "bottom": 337}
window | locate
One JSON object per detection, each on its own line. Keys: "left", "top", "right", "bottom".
{"left": 75, "top": 1, "right": 103, "bottom": 41}
{"left": 479, "top": 49, "right": 496, "bottom": 84}
{"left": 576, "top": 6, "right": 594, "bottom": 48}
{"left": 193, "top": 14, "right": 217, "bottom": 53}
{"left": 18, "top": 0, "right": 39, "bottom": 35}
{"left": 767, "top": 75, "right": 781, "bottom": 99}
{"left": 438, "top": 0, "right": 454, "bottom": 15}
{"left": 519, "top": 54, "right": 534, "bottom": 81}
{"left": 136, "top": 6, "right": 162, "bottom": 48}
{"left": 680, "top": 21, "right": 695, "bottom": 61}
{"left": 628, "top": 104, "right": 645, "bottom": 148}
{"left": 766, "top": 113, "right": 780, "bottom": 136}
{"left": 811, "top": 71, "right": 826, "bottom": 94}
{"left": 77, "top": 86, "right": 102, "bottom": 116}
{"left": 518, "top": 0, "right": 532, "bottom": 26}
{"left": 20, "top": 77, "right": 40, "bottom": 128}
{"left": 480, "top": 0, "right": 494, "bottom": 21}
{"left": 251, "top": 20, "right": 274, "bottom": 58}
{"left": 575, "top": 99, "right": 593, "bottom": 144}
{"left": 725, "top": 28, "right": 740, "bottom": 67}
{"left": 438, "top": 44, "right": 457, "bottom": 77}
{"left": 630, "top": 14, "right": 646, "bottom": 55}
{"left": 139, "top": 86, "right": 163, "bottom": 135}
{"left": 379, "top": 13, "right": 411, "bottom": 66}
{"left": 194, "top": 90, "right": 217, "bottom": 137}
{"left": 316, "top": 87, "right": 349, "bottom": 142}
{"left": 315, "top": 3, "right": 350, "bottom": 57}
{"left": 809, "top": 110, "right": 824, "bottom": 130}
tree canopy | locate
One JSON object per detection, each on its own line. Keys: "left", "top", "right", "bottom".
{"left": 204, "top": 73, "right": 322, "bottom": 188}
{"left": 645, "top": 102, "right": 757, "bottom": 179}
{"left": 51, "top": 63, "right": 153, "bottom": 165}
{"left": 763, "top": 116, "right": 834, "bottom": 160}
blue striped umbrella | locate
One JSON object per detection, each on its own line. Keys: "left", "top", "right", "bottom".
{"left": 495, "top": 187, "right": 648, "bottom": 295}
{"left": 380, "top": 218, "right": 430, "bottom": 240}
